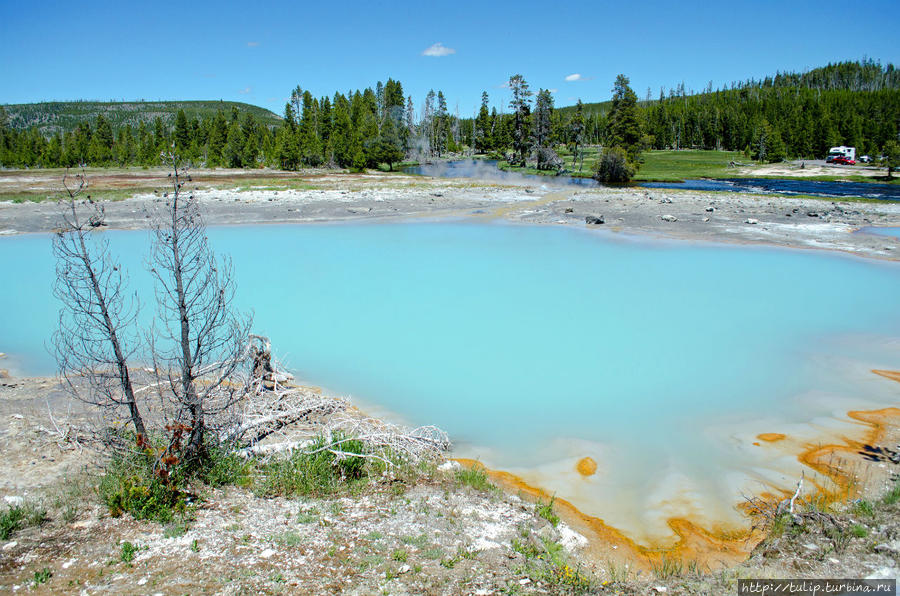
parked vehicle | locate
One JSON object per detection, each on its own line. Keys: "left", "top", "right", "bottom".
{"left": 859, "top": 155, "right": 873, "bottom": 163}
{"left": 832, "top": 156, "right": 856, "bottom": 165}
{"left": 826, "top": 145, "right": 856, "bottom": 162}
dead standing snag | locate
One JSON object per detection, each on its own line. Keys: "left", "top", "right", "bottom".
{"left": 147, "top": 152, "right": 252, "bottom": 462}
{"left": 52, "top": 167, "right": 147, "bottom": 439}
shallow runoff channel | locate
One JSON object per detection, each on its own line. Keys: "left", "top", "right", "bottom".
{"left": 3, "top": 223, "right": 900, "bottom": 546}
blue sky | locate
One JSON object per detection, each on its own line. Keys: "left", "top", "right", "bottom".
{"left": 2, "top": 0, "right": 898, "bottom": 117}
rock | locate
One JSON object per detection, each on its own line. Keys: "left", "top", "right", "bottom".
{"left": 660, "top": 215, "right": 677, "bottom": 222}
{"left": 802, "top": 543, "right": 819, "bottom": 551}
{"left": 702, "top": 217, "right": 710, "bottom": 222}
{"left": 431, "top": 192, "right": 443, "bottom": 197}
{"left": 660, "top": 197, "right": 672, "bottom": 204}
{"left": 564, "top": 208, "right": 574, "bottom": 213}
{"left": 3, "top": 496, "right": 24, "bottom": 507}
{"left": 585, "top": 215, "right": 604, "bottom": 225}
{"left": 745, "top": 218, "right": 759, "bottom": 225}
{"left": 0, "top": 369, "right": 8, "bottom": 379}
{"left": 2, "top": 541, "right": 17, "bottom": 551}
{"left": 524, "top": 188, "right": 534, "bottom": 194}
{"left": 705, "top": 207, "right": 715, "bottom": 212}
{"left": 652, "top": 588, "right": 668, "bottom": 594}
{"left": 807, "top": 211, "right": 819, "bottom": 217}
{"left": 259, "top": 548, "right": 276, "bottom": 559}
{"left": 399, "top": 564, "right": 411, "bottom": 574}
{"left": 519, "top": 578, "right": 531, "bottom": 585}
{"left": 438, "top": 460, "right": 461, "bottom": 472}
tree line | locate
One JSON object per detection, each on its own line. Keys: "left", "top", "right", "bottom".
{"left": 1, "top": 60, "right": 897, "bottom": 170}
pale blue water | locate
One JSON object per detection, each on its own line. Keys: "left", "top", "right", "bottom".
{"left": 859, "top": 226, "right": 900, "bottom": 239}
{"left": 3, "top": 223, "right": 900, "bottom": 543}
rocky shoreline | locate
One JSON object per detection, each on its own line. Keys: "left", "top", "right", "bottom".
{"left": 1, "top": 169, "right": 899, "bottom": 260}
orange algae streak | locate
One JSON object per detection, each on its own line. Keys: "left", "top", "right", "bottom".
{"left": 453, "top": 458, "right": 754, "bottom": 570}
{"left": 872, "top": 369, "right": 900, "bottom": 383}
{"left": 757, "top": 433, "right": 786, "bottom": 443}
{"left": 576, "top": 457, "right": 598, "bottom": 476}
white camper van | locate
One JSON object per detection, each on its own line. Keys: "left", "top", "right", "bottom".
{"left": 826, "top": 146, "right": 856, "bottom": 162}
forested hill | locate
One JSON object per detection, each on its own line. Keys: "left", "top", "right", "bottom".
{"left": 557, "top": 60, "right": 899, "bottom": 117}
{"left": 1, "top": 100, "right": 282, "bottom": 136}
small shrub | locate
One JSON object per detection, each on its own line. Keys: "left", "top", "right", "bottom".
{"left": 190, "top": 539, "right": 200, "bottom": 552}
{"left": 391, "top": 549, "right": 408, "bottom": 562}
{"left": 851, "top": 523, "right": 868, "bottom": 538}
{"left": 99, "top": 452, "right": 189, "bottom": 523}
{"left": 32, "top": 567, "right": 52, "bottom": 586}
{"left": 593, "top": 146, "right": 636, "bottom": 183}
{"left": 201, "top": 444, "right": 253, "bottom": 487}
{"left": 120, "top": 541, "right": 138, "bottom": 563}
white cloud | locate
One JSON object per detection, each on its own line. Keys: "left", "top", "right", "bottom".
{"left": 421, "top": 42, "right": 456, "bottom": 57}
{"left": 548, "top": 88, "right": 558, "bottom": 93}
{"left": 238, "top": 86, "right": 252, "bottom": 94}
{"left": 247, "top": 41, "right": 259, "bottom": 47}
{"left": 565, "top": 73, "right": 584, "bottom": 82}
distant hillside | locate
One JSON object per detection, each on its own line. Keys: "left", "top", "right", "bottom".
{"left": 1, "top": 100, "right": 282, "bottom": 136}
{"left": 556, "top": 60, "right": 899, "bottom": 114}
{"left": 556, "top": 100, "right": 612, "bottom": 119}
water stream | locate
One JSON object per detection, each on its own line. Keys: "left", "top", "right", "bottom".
{"left": 404, "top": 159, "right": 900, "bottom": 200}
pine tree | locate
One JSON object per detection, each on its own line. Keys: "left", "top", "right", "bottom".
{"left": 89, "top": 114, "right": 114, "bottom": 164}
{"left": 606, "top": 74, "right": 642, "bottom": 161}
{"left": 174, "top": 109, "right": 191, "bottom": 153}
{"left": 508, "top": 74, "right": 532, "bottom": 166}
{"left": 224, "top": 119, "right": 244, "bottom": 168}
{"left": 569, "top": 100, "right": 585, "bottom": 170}
{"left": 475, "top": 92, "right": 491, "bottom": 153}
{"left": 375, "top": 114, "right": 404, "bottom": 171}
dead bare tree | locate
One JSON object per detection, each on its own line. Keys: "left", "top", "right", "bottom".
{"left": 147, "top": 152, "right": 252, "bottom": 462}
{"left": 52, "top": 168, "right": 147, "bottom": 439}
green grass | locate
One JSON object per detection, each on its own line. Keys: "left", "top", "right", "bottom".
{"left": 536, "top": 497, "right": 560, "bottom": 528}
{"left": 252, "top": 433, "right": 392, "bottom": 498}
{"left": 853, "top": 499, "right": 876, "bottom": 517}
{"left": 882, "top": 483, "right": 900, "bottom": 505}
{"left": 651, "top": 555, "right": 684, "bottom": 579}
{"left": 634, "top": 149, "right": 747, "bottom": 182}
{"left": 0, "top": 501, "right": 48, "bottom": 539}
{"left": 454, "top": 464, "right": 496, "bottom": 493}
{"left": 499, "top": 148, "right": 899, "bottom": 186}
